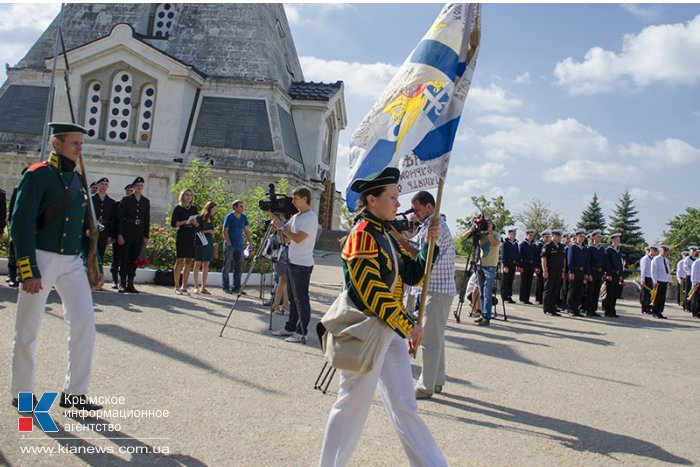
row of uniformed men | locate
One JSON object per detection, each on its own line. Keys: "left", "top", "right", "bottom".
{"left": 88, "top": 176, "right": 151, "bottom": 293}
{"left": 670, "top": 246, "right": 699, "bottom": 318}
{"left": 501, "top": 228, "right": 625, "bottom": 318}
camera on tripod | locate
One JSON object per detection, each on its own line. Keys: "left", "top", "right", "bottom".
{"left": 258, "top": 183, "right": 298, "bottom": 217}
{"left": 465, "top": 212, "right": 491, "bottom": 240}
{"left": 389, "top": 208, "right": 420, "bottom": 233}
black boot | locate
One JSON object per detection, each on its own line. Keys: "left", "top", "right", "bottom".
{"left": 111, "top": 272, "right": 119, "bottom": 289}
{"left": 125, "top": 276, "right": 139, "bottom": 294}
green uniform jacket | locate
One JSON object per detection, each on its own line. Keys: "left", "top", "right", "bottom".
{"left": 11, "top": 152, "right": 91, "bottom": 280}
{"left": 342, "top": 213, "right": 439, "bottom": 338}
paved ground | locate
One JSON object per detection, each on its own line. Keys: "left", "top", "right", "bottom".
{"left": 1, "top": 252, "right": 699, "bottom": 466}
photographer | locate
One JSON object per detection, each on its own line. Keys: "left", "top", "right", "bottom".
{"left": 271, "top": 187, "right": 318, "bottom": 343}
{"left": 463, "top": 218, "right": 500, "bottom": 326}
{"left": 400, "top": 191, "right": 456, "bottom": 400}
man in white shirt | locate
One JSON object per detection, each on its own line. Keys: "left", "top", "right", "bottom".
{"left": 650, "top": 245, "right": 672, "bottom": 319}
{"left": 690, "top": 254, "right": 700, "bottom": 319}
{"left": 676, "top": 251, "right": 689, "bottom": 309}
{"left": 682, "top": 245, "right": 697, "bottom": 310}
{"left": 271, "top": 187, "right": 318, "bottom": 344}
{"left": 639, "top": 246, "right": 657, "bottom": 314}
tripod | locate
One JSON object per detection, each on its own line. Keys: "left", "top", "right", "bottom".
{"left": 491, "top": 260, "right": 508, "bottom": 321}
{"left": 220, "top": 221, "right": 276, "bottom": 337}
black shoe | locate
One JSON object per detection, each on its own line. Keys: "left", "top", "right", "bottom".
{"left": 585, "top": 311, "right": 600, "bottom": 317}
{"left": 59, "top": 393, "right": 103, "bottom": 411}
{"left": 507, "top": 299, "right": 516, "bottom": 304}
{"left": 118, "top": 286, "right": 126, "bottom": 293}
{"left": 522, "top": 300, "right": 533, "bottom": 305}
{"left": 544, "top": 310, "right": 561, "bottom": 316}
{"left": 231, "top": 289, "right": 246, "bottom": 295}
{"left": 570, "top": 311, "right": 583, "bottom": 317}
{"left": 111, "top": 281, "right": 119, "bottom": 289}
{"left": 475, "top": 317, "right": 491, "bottom": 326}
{"left": 652, "top": 313, "right": 667, "bottom": 319}
{"left": 7, "top": 279, "right": 19, "bottom": 288}
{"left": 125, "top": 285, "right": 139, "bottom": 294}
{"left": 262, "top": 300, "right": 273, "bottom": 306}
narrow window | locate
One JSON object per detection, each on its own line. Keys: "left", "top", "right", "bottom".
{"left": 84, "top": 80, "right": 102, "bottom": 140}
{"left": 106, "top": 71, "right": 133, "bottom": 143}
{"left": 153, "top": 4, "right": 175, "bottom": 38}
{"left": 136, "top": 84, "right": 156, "bottom": 145}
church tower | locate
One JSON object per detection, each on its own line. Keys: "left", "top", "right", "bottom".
{"left": 0, "top": 4, "right": 346, "bottom": 227}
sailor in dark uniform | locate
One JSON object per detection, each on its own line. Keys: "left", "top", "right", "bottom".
{"left": 116, "top": 176, "right": 150, "bottom": 293}
{"left": 109, "top": 184, "right": 133, "bottom": 289}
{"left": 602, "top": 233, "right": 623, "bottom": 318}
{"left": 89, "top": 181, "right": 98, "bottom": 196}
{"left": 518, "top": 228, "right": 537, "bottom": 304}
{"left": 91, "top": 177, "right": 116, "bottom": 281}
{"left": 541, "top": 229, "right": 565, "bottom": 316}
{"left": 500, "top": 228, "right": 519, "bottom": 304}
{"left": 566, "top": 229, "right": 588, "bottom": 316}
{"left": 535, "top": 230, "right": 551, "bottom": 304}
{"left": 558, "top": 232, "right": 572, "bottom": 308}
{"left": 584, "top": 229, "right": 605, "bottom": 317}
{"left": 10, "top": 122, "right": 103, "bottom": 410}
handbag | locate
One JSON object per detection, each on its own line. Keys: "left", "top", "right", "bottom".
{"left": 320, "top": 224, "right": 399, "bottom": 374}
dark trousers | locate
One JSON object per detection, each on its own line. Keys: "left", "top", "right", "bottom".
{"left": 543, "top": 269, "right": 562, "bottom": 313}
{"left": 7, "top": 239, "right": 17, "bottom": 281}
{"left": 535, "top": 272, "right": 544, "bottom": 303}
{"left": 120, "top": 237, "right": 143, "bottom": 283}
{"left": 558, "top": 275, "right": 568, "bottom": 307}
{"left": 652, "top": 281, "right": 668, "bottom": 315}
{"left": 97, "top": 233, "right": 110, "bottom": 266}
{"left": 691, "top": 285, "right": 699, "bottom": 317}
{"left": 567, "top": 270, "right": 585, "bottom": 312}
{"left": 683, "top": 277, "right": 692, "bottom": 310}
{"left": 519, "top": 267, "right": 534, "bottom": 302}
{"left": 585, "top": 270, "right": 603, "bottom": 313}
{"left": 110, "top": 242, "right": 122, "bottom": 281}
{"left": 501, "top": 263, "right": 516, "bottom": 300}
{"left": 284, "top": 263, "right": 313, "bottom": 335}
{"left": 603, "top": 274, "right": 621, "bottom": 316}
{"left": 640, "top": 277, "right": 653, "bottom": 313}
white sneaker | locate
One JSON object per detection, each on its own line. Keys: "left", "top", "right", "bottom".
{"left": 175, "top": 288, "right": 183, "bottom": 295}
{"left": 272, "top": 329, "right": 294, "bottom": 337}
{"left": 179, "top": 288, "right": 190, "bottom": 296}
{"left": 284, "top": 333, "right": 306, "bottom": 343}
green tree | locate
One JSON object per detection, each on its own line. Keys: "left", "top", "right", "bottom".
{"left": 577, "top": 192, "right": 607, "bottom": 233}
{"left": 238, "top": 177, "right": 290, "bottom": 247}
{"left": 170, "top": 158, "right": 229, "bottom": 228}
{"left": 662, "top": 207, "right": 700, "bottom": 268}
{"left": 455, "top": 195, "right": 514, "bottom": 257}
{"left": 608, "top": 190, "right": 646, "bottom": 267}
{"left": 514, "top": 198, "right": 567, "bottom": 235}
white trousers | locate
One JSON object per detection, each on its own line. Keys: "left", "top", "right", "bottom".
{"left": 11, "top": 250, "right": 96, "bottom": 396}
{"left": 319, "top": 332, "right": 447, "bottom": 467}
{"left": 416, "top": 293, "right": 453, "bottom": 395}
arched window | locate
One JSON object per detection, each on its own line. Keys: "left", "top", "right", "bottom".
{"left": 84, "top": 80, "right": 102, "bottom": 141}
{"left": 106, "top": 71, "right": 133, "bottom": 144}
{"left": 153, "top": 4, "right": 175, "bottom": 38}
{"left": 136, "top": 84, "right": 156, "bottom": 145}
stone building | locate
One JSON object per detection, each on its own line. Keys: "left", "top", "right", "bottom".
{"left": 0, "top": 3, "right": 346, "bottom": 228}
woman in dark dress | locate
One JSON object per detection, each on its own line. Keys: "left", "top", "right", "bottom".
{"left": 170, "top": 188, "right": 198, "bottom": 295}
{"left": 193, "top": 201, "right": 217, "bottom": 294}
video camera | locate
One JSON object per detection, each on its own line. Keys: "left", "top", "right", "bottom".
{"left": 465, "top": 213, "right": 491, "bottom": 240}
{"left": 389, "top": 208, "right": 420, "bottom": 233}
{"left": 258, "top": 184, "right": 298, "bottom": 217}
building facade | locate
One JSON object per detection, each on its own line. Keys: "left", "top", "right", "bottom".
{"left": 0, "top": 3, "right": 346, "bottom": 228}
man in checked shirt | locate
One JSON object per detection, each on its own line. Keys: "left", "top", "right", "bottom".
{"left": 391, "top": 191, "right": 457, "bottom": 400}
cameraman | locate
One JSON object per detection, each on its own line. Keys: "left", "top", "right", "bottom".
{"left": 270, "top": 187, "right": 318, "bottom": 343}
{"left": 464, "top": 219, "right": 500, "bottom": 326}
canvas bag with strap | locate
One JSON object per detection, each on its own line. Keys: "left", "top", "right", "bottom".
{"left": 321, "top": 221, "right": 401, "bottom": 374}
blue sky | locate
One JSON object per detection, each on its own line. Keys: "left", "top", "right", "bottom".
{"left": 2, "top": 3, "right": 699, "bottom": 242}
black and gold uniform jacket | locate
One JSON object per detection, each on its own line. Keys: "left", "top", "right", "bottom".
{"left": 342, "top": 213, "right": 439, "bottom": 338}
{"left": 92, "top": 193, "right": 116, "bottom": 241}
{"left": 11, "top": 152, "right": 91, "bottom": 280}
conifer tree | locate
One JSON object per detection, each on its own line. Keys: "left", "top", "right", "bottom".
{"left": 577, "top": 192, "right": 607, "bottom": 233}
{"left": 609, "top": 190, "right": 644, "bottom": 245}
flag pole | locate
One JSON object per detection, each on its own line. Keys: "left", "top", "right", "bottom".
{"left": 411, "top": 178, "right": 444, "bottom": 357}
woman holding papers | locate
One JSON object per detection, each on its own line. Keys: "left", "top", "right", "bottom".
{"left": 170, "top": 188, "right": 199, "bottom": 295}
{"left": 193, "top": 201, "right": 217, "bottom": 294}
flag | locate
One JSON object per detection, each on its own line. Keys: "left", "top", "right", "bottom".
{"left": 346, "top": 3, "right": 481, "bottom": 211}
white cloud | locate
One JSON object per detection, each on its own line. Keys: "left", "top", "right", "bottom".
{"left": 479, "top": 117, "right": 610, "bottom": 162}
{"left": 467, "top": 84, "right": 522, "bottom": 113}
{"left": 544, "top": 159, "right": 642, "bottom": 184}
{"left": 619, "top": 138, "right": 700, "bottom": 165}
{"left": 284, "top": 5, "right": 301, "bottom": 25}
{"left": 621, "top": 4, "right": 665, "bottom": 22}
{"left": 284, "top": 4, "right": 351, "bottom": 28}
{"left": 554, "top": 14, "right": 700, "bottom": 94}
{"left": 0, "top": 4, "right": 59, "bottom": 31}
{"left": 629, "top": 188, "right": 669, "bottom": 205}
{"left": 514, "top": 72, "right": 531, "bottom": 84}
{"left": 299, "top": 56, "right": 398, "bottom": 100}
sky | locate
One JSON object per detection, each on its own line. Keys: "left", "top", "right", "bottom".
{"left": 2, "top": 3, "right": 700, "bottom": 243}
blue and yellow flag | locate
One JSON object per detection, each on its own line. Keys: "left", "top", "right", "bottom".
{"left": 347, "top": 3, "right": 481, "bottom": 211}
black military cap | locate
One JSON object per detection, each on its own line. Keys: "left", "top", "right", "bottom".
{"left": 96, "top": 177, "right": 109, "bottom": 184}
{"left": 350, "top": 167, "right": 400, "bottom": 194}
{"left": 89, "top": 182, "right": 97, "bottom": 188}
{"left": 124, "top": 184, "right": 133, "bottom": 191}
{"left": 132, "top": 176, "right": 145, "bottom": 185}
{"left": 48, "top": 122, "right": 88, "bottom": 136}
{"left": 649, "top": 245, "right": 659, "bottom": 252}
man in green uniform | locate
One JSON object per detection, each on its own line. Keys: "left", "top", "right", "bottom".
{"left": 10, "top": 122, "right": 103, "bottom": 410}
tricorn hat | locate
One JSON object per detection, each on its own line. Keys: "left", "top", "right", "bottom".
{"left": 350, "top": 167, "right": 400, "bottom": 194}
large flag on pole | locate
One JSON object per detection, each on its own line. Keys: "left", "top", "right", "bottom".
{"left": 346, "top": 3, "right": 481, "bottom": 211}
